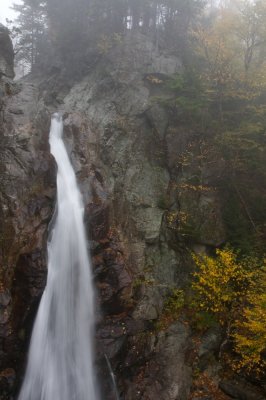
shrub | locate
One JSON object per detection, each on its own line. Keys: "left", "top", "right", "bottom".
{"left": 192, "top": 248, "right": 254, "bottom": 325}
{"left": 233, "top": 265, "right": 266, "bottom": 374}
{"left": 192, "top": 248, "right": 266, "bottom": 375}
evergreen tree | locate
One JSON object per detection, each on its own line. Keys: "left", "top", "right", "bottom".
{"left": 12, "top": 0, "right": 47, "bottom": 72}
{"left": 11, "top": 0, "right": 206, "bottom": 71}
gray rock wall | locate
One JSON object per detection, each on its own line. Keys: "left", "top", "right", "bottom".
{"left": 0, "top": 32, "right": 230, "bottom": 400}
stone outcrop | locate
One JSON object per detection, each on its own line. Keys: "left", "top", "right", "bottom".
{"left": 0, "top": 23, "right": 15, "bottom": 139}
{"left": 0, "top": 24, "right": 14, "bottom": 80}
{"left": 0, "top": 31, "right": 232, "bottom": 400}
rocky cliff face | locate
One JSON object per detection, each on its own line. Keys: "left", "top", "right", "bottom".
{"left": 0, "top": 31, "right": 231, "bottom": 400}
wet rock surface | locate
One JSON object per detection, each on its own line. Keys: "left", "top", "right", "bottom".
{"left": 0, "top": 74, "right": 54, "bottom": 397}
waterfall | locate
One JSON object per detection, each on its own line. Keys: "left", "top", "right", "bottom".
{"left": 104, "top": 354, "right": 120, "bottom": 400}
{"left": 18, "top": 113, "right": 99, "bottom": 400}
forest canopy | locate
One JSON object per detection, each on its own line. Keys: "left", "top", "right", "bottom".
{"left": 10, "top": 0, "right": 205, "bottom": 71}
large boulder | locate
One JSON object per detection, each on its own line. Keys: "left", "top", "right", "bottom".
{"left": 219, "top": 380, "right": 266, "bottom": 400}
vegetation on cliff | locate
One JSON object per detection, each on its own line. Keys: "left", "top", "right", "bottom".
{"left": 167, "top": 0, "right": 266, "bottom": 381}
{"left": 193, "top": 249, "right": 266, "bottom": 375}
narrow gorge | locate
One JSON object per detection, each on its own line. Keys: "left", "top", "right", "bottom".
{"left": 0, "top": 6, "right": 265, "bottom": 399}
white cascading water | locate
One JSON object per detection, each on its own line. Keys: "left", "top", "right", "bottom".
{"left": 18, "top": 113, "right": 99, "bottom": 400}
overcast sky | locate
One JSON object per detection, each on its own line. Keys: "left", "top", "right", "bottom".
{"left": 0, "top": 0, "right": 21, "bottom": 24}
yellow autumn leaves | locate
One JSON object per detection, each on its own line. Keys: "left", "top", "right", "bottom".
{"left": 192, "top": 249, "right": 266, "bottom": 374}
{"left": 234, "top": 267, "right": 266, "bottom": 374}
